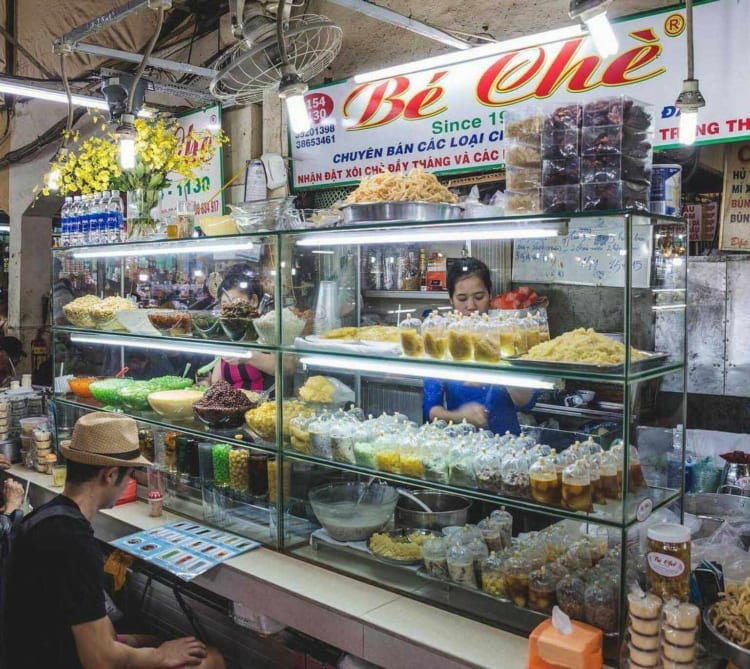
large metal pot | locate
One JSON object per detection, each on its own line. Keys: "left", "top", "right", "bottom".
{"left": 395, "top": 491, "right": 471, "bottom": 530}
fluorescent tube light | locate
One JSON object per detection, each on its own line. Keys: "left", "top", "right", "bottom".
{"left": 0, "top": 225, "right": 9, "bottom": 233}
{"left": 353, "top": 25, "right": 587, "bottom": 83}
{"left": 70, "top": 333, "right": 255, "bottom": 359}
{"left": 286, "top": 94, "right": 312, "bottom": 134}
{"left": 300, "top": 354, "right": 555, "bottom": 390}
{"left": 297, "top": 220, "right": 568, "bottom": 247}
{"left": 583, "top": 12, "right": 618, "bottom": 58}
{"left": 73, "top": 238, "right": 254, "bottom": 259}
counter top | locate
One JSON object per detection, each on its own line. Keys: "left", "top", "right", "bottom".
{"left": 4, "top": 464, "right": 541, "bottom": 668}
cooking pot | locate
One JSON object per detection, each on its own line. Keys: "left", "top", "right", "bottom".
{"left": 395, "top": 491, "right": 471, "bottom": 530}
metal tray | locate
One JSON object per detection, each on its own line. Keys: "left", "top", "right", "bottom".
{"left": 339, "top": 201, "right": 463, "bottom": 225}
{"left": 704, "top": 604, "right": 750, "bottom": 669}
{"left": 504, "top": 351, "right": 670, "bottom": 375}
{"left": 367, "top": 528, "right": 440, "bottom": 566}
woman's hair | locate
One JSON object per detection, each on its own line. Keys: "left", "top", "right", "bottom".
{"left": 218, "top": 265, "right": 263, "bottom": 302}
{"left": 446, "top": 257, "right": 492, "bottom": 298}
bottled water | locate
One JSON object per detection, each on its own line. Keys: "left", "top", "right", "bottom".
{"left": 60, "top": 196, "right": 72, "bottom": 246}
{"left": 89, "top": 192, "right": 103, "bottom": 244}
{"left": 79, "top": 195, "right": 91, "bottom": 244}
{"left": 107, "top": 191, "right": 125, "bottom": 243}
{"left": 70, "top": 195, "right": 82, "bottom": 245}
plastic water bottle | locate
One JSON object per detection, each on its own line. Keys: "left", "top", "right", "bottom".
{"left": 60, "top": 196, "right": 72, "bottom": 246}
{"left": 88, "top": 193, "right": 102, "bottom": 244}
{"left": 78, "top": 195, "right": 91, "bottom": 244}
{"left": 244, "top": 159, "right": 267, "bottom": 201}
{"left": 107, "top": 190, "right": 125, "bottom": 243}
{"left": 70, "top": 195, "right": 82, "bottom": 245}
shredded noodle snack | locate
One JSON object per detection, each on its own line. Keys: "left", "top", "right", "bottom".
{"left": 344, "top": 168, "right": 458, "bottom": 204}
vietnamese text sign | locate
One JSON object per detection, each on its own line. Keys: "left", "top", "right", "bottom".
{"left": 160, "top": 104, "right": 224, "bottom": 221}
{"left": 720, "top": 143, "right": 750, "bottom": 251}
{"left": 291, "top": 0, "right": 750, "bottom": 190}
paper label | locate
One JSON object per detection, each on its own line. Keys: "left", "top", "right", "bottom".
{"left": 647, "top": 551, "right": 685, "bottom": 578}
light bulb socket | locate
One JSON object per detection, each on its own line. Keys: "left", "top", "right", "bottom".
{"left": 278, "top": 65, "right": 308, "bottom": 99}
{"left": 675, "top": 79, "right": 706, "bottom": 112}
{"left": 569, "top": 0, "right": 613, "bottom": 21}
{"left": 116, "top": 113, "right": 137, "bottom": 139}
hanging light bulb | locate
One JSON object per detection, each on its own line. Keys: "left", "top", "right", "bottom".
{"left": 116, "top": 113, "right": 137, "bottom": 170}
{"left": 674, "top": 0, "right": 705, "bottom": 146}
{"left": 46, "top": 147, "right": 67, "bottom": 192}
{"left": 569, "top": 0, "right": 618, "bottom": 59}
{"left": 278, "top": 65, "right": 311, "bottom": 135}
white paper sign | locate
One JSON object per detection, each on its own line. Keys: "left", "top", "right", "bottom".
{"left": 512, "top": 216, "right": 653, "bottom": 288}
{"left": 291, "top": 0, "right": 750, "bottom": 190}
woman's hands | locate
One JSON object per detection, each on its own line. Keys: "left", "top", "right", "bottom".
{"left": 2, "top": 478, "right": 24, "bottom": 515}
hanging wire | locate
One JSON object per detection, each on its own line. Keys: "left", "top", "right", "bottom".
{"left": 127, "top": 7, "right": 166, "bottom": 115}
{"left": 60, "top": 53, "right": 74, "bottom": 148}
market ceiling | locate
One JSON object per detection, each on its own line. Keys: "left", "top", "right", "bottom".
{"left": 0, "top": 0, "right": 674, "bottom": 101}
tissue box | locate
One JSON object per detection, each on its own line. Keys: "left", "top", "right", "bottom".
{"left": 528, "top": 618, "right": 603, "bottom": 669}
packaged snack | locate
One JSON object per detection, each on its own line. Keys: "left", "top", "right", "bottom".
{"left": 447, "top": 544, "right": 478, "bottom": 588}
{"left": 542, "top": 185, "right": 580, "bottom": 213}
{"left": 542, "top": 129, "right": 580, "bottom": 160}
{"left": 506, "top": 166, "right": 543, "bottom": 190}
{"left": 562, "top": 459, "right": 593, "bottom": 512}
{"left": 530, "top": 455, "right": 561, "bottom": 505}
{"left": 481, "top": 551, "right": 507, "bottom": 597}
{"left": 542, "top": 158, "right": 580, "bottom": 186}
{"left": 505, "top": 189, "right": 542, "bottom": 215}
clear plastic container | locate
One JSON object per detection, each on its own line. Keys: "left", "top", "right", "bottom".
{"left": 422, "top": 313, "right": 448, "bottom": 360}
{"left": 600, "top": 450, "right": 621, "bottom": 500}
{"left": 374, "top": 431, "right": 401, "bottom": 474}
{"left": 542, "top": 158, "right": 580, "bottom": 186}
{"left": 503, "top": 555, "right": 531, "bottom": 607}
{"left": 447, "top": 544, "right": 478, "bottom": 588}
{"left": 330, "top": 422, "right": 356, "bottom": 464}
{"left": 562, "top": 459, "right": 593, "bottom": 512}
{"left": 489, "top": 508, "right": 513, "bottom": 550}
{"left": 481, "top": 552, "right": 507, "bottom": 597}
{"left": 503, "top": 109, "right": 544, "bottom": 144}
{"left": 399, "top": 317, "right": 424, "bottom": 358}
{"left": 542, "top": 185, "right": 580, "bottom": 214}
{"left": 580, "top": 154, "right": 651, "bottom": 184}
{"left": 448, "top": 443, "right": 477, "bottom": 488}
{"left": 307, "top": 413, "right": 333, "bottom": 460}
{"left": 542, "top": 129, "right": 580, "bottom": 160}
{"left": 447, "top": 317, "right": 473, "bottom": 361}
{"left": 289, "top": 414, "right": 313, "bottom": 455}
{"left": 545, "top": 103, "right": 582, "bottom": 130}
{"left": 584, "top": 577, "right": 619, "bottom": 633}
{"left": 556, "top": 574, "right": 586, "bottom": 621}
{"left": 467, "top": 537, "right": 490, "bottom": 581}
{"left": 530, "top": 455, "right": 561, "bottom": 505}
{"left": 581, "top": 180, "right": 650, "bottom": 212}
{"left": 422, "top": 537, "right": 449, "bottom": 579}
{"left": 353, "top": 440, "right": 378, "bottom": 469}
{"left": 472, "top": 315, "right": 501, "bottom": 363}
{"left": 505, "top": 189, "right": 542, "bottom": 215}
{"left": 529, "top": 567, "right": 558, "bottom": 614}
{"left": 506, "top": 166, "right": 543, "bottom": 191}
{"left": 475, "top": 449, "right": 503, "bottom": 492}
{"left": 501, "top": 449, "right": 531, "bottom": 498}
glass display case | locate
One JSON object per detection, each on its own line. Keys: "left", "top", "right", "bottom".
{"left": 51, "top": 210, "right": 687, "bottom": 659}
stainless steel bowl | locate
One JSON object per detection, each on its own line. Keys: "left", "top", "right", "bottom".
{"left": 704, "top": 604, "right": 750, "bottom": 669}
{"left": 0, "top": 438, "right": 20, "bottom": 463}
{"left": 395, "top": 491, "right": 471, "bottom": 530}
{"left": 339, "top": 201, "right": 463, "bottom": 225}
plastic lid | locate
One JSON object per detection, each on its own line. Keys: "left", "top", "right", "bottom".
{"left": 647, "top": 523, "right": 691, "bottom": 543}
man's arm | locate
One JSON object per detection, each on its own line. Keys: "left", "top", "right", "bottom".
{"left": 73, "top": 616, "right": 208, "bottom": 669}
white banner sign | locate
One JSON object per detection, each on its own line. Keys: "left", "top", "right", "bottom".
{"left": 719, "top": 142, "right": 750, "bottom": 251}
{"left": 291, "top": 0, "right": 750, "bottom": 190}
{"left": 160, "top": 104, "right": 224, "bottom": 221}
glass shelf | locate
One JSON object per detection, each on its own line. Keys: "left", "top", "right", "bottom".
{"left": 54, "top": 396, "right": 277, "bottom": 453}
{"left": 284, "top": 451, "right": 681, "bottom": 529}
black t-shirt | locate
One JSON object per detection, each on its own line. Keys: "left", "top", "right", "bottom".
{"left": 3, "top": 495, "right": 106, "bottom": 669}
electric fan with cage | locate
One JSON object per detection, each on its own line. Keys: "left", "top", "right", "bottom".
{"left": 210, "top": 1, "right": 343, "bottom": 104}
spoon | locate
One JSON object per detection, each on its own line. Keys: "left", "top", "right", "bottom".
{"left": 396, "top": 488, "right": 433, "bottom": 513}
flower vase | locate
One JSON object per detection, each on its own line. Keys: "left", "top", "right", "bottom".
{"left": 126, "top": 188, "right": 160, "bottom": 240}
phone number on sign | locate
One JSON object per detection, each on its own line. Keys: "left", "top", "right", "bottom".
{"left": 295, "top": 135, "right": 336, "bottom": 149}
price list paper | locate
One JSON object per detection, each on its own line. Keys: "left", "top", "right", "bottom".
{"left": 720, "top": 142, "right": 750, "bottom": 251}
{"left": 111, "top": 520, "right": 260, "bottom": 581}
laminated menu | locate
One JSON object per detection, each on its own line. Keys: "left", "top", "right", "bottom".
{"left": 111, "top": 520, "right": 260, "bottom": 581}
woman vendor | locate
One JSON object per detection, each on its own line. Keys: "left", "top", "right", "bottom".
{"left": 423, "top": 258, "right": 538, "bottom": 434}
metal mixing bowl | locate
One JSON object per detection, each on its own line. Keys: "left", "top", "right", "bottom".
{"left": 395, "top": 491, "right": 472, "bottom": 530}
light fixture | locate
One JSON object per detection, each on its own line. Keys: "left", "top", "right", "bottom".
{"left": 46, "top": 146, "right": 68, "bottom": 193}
{"left": 73, "top": 238, "right": 254, "bottom": 259}
{"left": 116, "top": 113, "right": 137, "bottom": 170}
{"left": 353, "top": 25, "right": 586, "bottom": 83}
{"left": 296, "top": 219, "right": 568, "bottom": 247}
{"left": 569, "top": 0, "right": 618, "bottom": 59}
{"left": 70, "top": 333, "right": 255, "bottom": 360}
{"left": 278, "top": 65, "right": 311, "bottom": 134}
{"left": 299, "top": 355, "right": 556, "bottom": 390}
{"left": 0, "top": 77, "right": 152, "bottom": 116}
{"left": 0, "top": 225, "right": 9, "bottom": 233}
{"left": 675, "top": 79, "right": 705, "bottom": 146}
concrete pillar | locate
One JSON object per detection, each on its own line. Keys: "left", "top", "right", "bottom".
{"left": 222, "top": 103, "right": 263, "bottom": 205}
{"left": 262, "top": 89, "right": 288, "bottom": 200}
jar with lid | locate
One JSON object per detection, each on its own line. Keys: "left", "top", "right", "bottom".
{"left": 289, "top": 414, "right": 314, "bottom": 455}
{"left": 501, "top": 449, "right": 531, "bottom": 498}
{"left": 646, "top": 523, "right": 691, "bottom": 602}
{"left": 489, "top": 507, "right": 513, "bottom": 550}
{"left": 307, "top": 413, "right": 333, "bottom": 460}
{"left": 422, "top": 537, "right": 449, "bottom": 579}
{"left": 448, "top": 443, "right": 477, "bottom": 488}
{"left": 472, "top": 315, "right": 501, "bottom": 363}
{"left": 374, "top": 431, "right": 401, "bottom": 474}
{"left": 475, "top": 449, "right": 503, "bottom": 492}
{"left": 584, "top": 576, "right": 619, "bottom": 632}
{"left": 529, "top": 566, "right": 558, "bottom": 613}
{"left": 530, "top": 455, "right": 561, "bottom": 505}
{"left": 422, "top": 312, "right": 448, "bottom": 359}
{"left": 503, "top": 555, "right": 531, "bottom": 606}
{"left": 481, "top": 552, "right": 507, "bottom": 597}
{"left": 562, "top": 459, "right": 593, "bottom": 512}
{"left": 447, "top": 315, "right": 473, "bottom": 361}
{"left": 446, "top": 543, "right": 477, "bottom": 588}
{"left": 556, "top": 573, "right": 586, "bottom": 621}
{"left": 330, "top": 421, "right": 356, "bottom": 464}
{"left": 399, "top": 317, "right": 424, "bottom": 358}
{"left": 599, "top": 450, "right": 621, "bottom": 500}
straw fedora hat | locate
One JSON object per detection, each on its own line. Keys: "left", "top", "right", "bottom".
{"left": 60, "top": 412, "right": 152, "bottom": 467}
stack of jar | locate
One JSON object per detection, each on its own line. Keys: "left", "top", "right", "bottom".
{"left": 33, "top": 425, "right": 54, "bottom": 473}
{"left": 399, "top": 310, "right": 550, "bottom": 362}
{"left": 0, "top": 399, "right": 8, "bottom": 441}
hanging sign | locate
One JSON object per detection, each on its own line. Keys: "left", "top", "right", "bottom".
{"left": 160, "top": 104, "right": 225, "bottom": 222}
{"left": 719, "top": 142, "right": 750, "bottom": 251}
{"left": 291, "top": 0, "right": 750, "bottom": 190}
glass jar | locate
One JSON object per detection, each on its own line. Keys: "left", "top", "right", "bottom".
{"left": 481, "top": 552, "right": 507, "bottom": 598}
{"left": 473, "top": 315, "right": 501, "bottom": 363}
{"left": 503, "top": 555, "right": 531, "bottom": 607}
{"left": 422, "top": 537, "right": 449, "bottom": 579}
{"left": 501, "top": 449, "right": 531, "bottom": 498}
{"left": 448, "top": 316, "right": 473, "bottom": 361}
{"left": 562, "top": 459, "right": 593, "bottom": 512}
{"left": 489, "top": 508, "right": 513, "bottom": 550}
{"left": 248, "top": 452, "right": 269, "bottom": 500}
{"left": 229, "top": 448, "right": 250, "bottom": 498}
{"left": 646, "top": 523, "right": 691, "bottom": 602}
{"left": 529, "top": 567, "right": 558, "bottom": 614}
{"left": 330, "top": 421, "right": 356, "bottom": 464}
{"left": 422, "top": 312, "right": 448, "bottom": 360}
{"left": 399, "top": 317, "right": 424, "bottom": 358}
{"left": 556, "top": 574, "right": 586, "bottom": 621}
{"left": 530, "top": 455, "right": 561, "bottom": 505}
{"left": 446, "top": 544, "right": 477, "bottom": 588}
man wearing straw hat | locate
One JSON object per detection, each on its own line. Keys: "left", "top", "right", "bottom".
{"left": 2, "top": 412, "right": 224, "bottom": 669}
